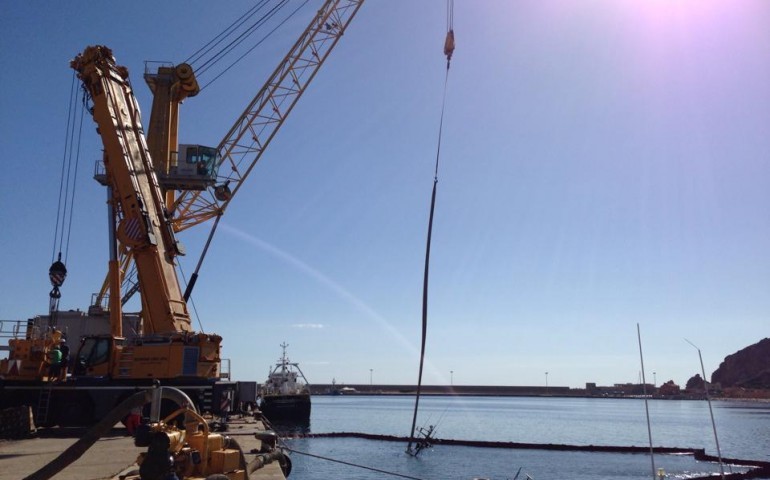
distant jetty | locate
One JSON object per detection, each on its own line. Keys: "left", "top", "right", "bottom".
{"left": 311, "top": 384, "right": 574, "bottom": 396}
{"left": 308, "top": 383, "right": 770, "bottom": 399}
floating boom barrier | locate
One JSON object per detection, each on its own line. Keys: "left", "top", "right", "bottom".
{"left": 287, "top": 432, "right": 770, "bottom": 479}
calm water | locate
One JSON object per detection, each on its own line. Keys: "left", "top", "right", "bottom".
{"left": 278, "top": 395, "right": 770, "bottom": 480}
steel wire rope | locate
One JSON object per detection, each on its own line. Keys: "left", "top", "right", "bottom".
{"left": 51, "top": 70, "right": 79, "bottom": 263}
{"left": 202, "top": 0, "right": 314, "bottom": 182}
{"left": 264, "top": 412, "right": 430, "bottom": 480}
{"left": 184, "top": 0, "right": 272, "bottom": 67}
{"left": 194, "top": 0, "right": 290, "bottom": 78}
{"left": 195, "top": 0, "right": 287, "bottom": 74}
{"left": 197, "top": 0, "right": 312, "bottom": 93}
{"left": 282, "top": 447, "right": 429, "bottom": 480}
{"left": 62, "top": 91, "right": 86, "bottom": 263}
{"left": 446, "top": 0, "right": 454, "bottom": 34}
{"left": 407, "top": 0, "right": 455, "bottom": 456}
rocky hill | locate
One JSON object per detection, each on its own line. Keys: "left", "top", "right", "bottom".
{"left": 711, "top": 338, "right": 770, "bottom": 389}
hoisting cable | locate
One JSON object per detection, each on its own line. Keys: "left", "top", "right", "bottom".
{"left": 407, "top": 0, "right": 455, "bottom": 456}
{"left": 63, "top": 86, "right": 86, "bottom": 265}
{"left": 197, "top": 0, "right": 312, "bottom": 92}
{"left": 192, "top": 0, "right": 288, "bottom": 75}
{"left": 49, "top": 69, "right": 85, "bottom": 324}
{"left": 184, "top": 0, "right": 271, "bottom": 66}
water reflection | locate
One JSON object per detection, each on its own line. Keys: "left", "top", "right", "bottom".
{"left": 268, "top": 418, "right": 311, "bottom": 436}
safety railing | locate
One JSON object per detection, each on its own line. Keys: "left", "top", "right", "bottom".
{"left": 220, "top": 358, "right": 231, "bottom": 380}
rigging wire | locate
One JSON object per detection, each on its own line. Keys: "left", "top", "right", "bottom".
{"left": 446, "top": 0, "right": 454, "bottom": 38}
{"left": 407, "top": 0, "right": 455, "bottom": 456}
{"left": 197, "top": 0, "right": 312, "bottom": 92}
{"left": 49, "top": 69, "right": 85, "bottom": 321}
{"left": 260, "top": 416, "right": 430, "bottom": 480}
{"left": 194, "top": 0, "right": 288, "bottom": 75}
{"left": 51, "top": 71, "right": 78, "bottom": 263}
{"left": 184, "top": 0, "right": 271, "bottom": 66}
{"left": 63, "top": 91, "right": 86, "bottom": 263}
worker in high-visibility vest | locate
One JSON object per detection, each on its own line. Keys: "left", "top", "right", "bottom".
{"left": 47, "top": 345, "right": 62, "bottom": 382}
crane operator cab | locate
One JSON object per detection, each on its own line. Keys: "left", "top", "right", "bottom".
{"left": 73, "top": 334, "right": 117, "bottom": 377}
{"left": 160, "top": 144, "right": 219, "bottom": 191}
{"left": 93, "top": 144, "right": 219, "bottom": 192}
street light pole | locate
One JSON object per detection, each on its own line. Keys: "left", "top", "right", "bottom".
{"left": 653, "top": 371, "right": 657, "bottom": 387}
{"left": 370, "top": 368, "right": 373, "bottom": 387}
{"left": 545, "top": 371, "right": 549, "bottom": 393}
{"left": 450, "top": 370, "right": 453, "bottom": 386}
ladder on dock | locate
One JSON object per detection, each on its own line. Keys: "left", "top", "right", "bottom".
{"left": 36, "top": 385, "right": 53, "bottom": 426}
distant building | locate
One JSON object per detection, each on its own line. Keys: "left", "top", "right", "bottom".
{"left": 585, "top": 382, "right": 654, "bottom": 397}
{"left": 657, "top": 380, "right": 681, "bottom": 397}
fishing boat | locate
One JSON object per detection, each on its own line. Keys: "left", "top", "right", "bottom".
{"left": 258, "top": 343, "right": 312, "bottom": 422}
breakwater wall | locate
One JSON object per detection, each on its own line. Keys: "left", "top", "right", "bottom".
{"left": 309, "top": 384, "right": 575, "bottom": 396}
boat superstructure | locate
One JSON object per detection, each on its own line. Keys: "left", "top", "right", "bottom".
{"left": 259, "top": 343, "right": 311, "bottom": 421}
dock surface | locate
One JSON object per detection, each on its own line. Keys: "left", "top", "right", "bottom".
{"left": 0, "top": 417, "right": 286, "bottom": 480}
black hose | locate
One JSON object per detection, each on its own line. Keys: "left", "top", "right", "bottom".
{"left": 23, "top": 390, "right": 152, "bottom": 480}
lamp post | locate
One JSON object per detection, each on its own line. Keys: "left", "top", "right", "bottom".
{"left": 369, "top": 368, "right": 373, "bottom": 387}
{"left": 545, "top": 371, "right": 549, "bottom": 394}
{"left": 450, "top": 370, "right": 454, "bottom": 386}
{"left": 653, "top": 371, "right": 657, "bottom": 387}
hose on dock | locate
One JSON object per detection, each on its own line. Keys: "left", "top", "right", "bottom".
{"left": 23, "top": 390, "right": 152, "bottom": 480}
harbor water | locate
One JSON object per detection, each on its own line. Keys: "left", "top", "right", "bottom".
{"left": 280, "top": 395, "right": 770, "bottom": 480}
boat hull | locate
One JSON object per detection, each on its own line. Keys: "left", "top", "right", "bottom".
{"left": 260, "top": 393, "right": 311, "bottom": 421}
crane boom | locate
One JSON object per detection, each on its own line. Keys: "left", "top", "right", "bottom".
{"left": 170, "top": 0, "right": 364, "bottom": 231}
{"left": 72, "top": 46, "right": 192, "bottom": 334}
{"left": 89, "top": 0, "right": 364, "bottom": 308}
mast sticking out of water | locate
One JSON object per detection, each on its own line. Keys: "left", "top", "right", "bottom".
{"left": 637, "top": 323, "right": 656, "bottom": 480}
{"left": 685, "top": 338, "right": 726, "bottom": 479}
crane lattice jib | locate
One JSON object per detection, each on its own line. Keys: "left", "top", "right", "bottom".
{"left": 72, "top": 46, "right": 193, "bottom": 334}
{"left": 170, "top": 0, "right": 364, "bottom": 232}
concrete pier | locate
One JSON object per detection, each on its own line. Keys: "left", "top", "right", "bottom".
{"left": 0, "top": 416, "right": 286, "bottom": 480}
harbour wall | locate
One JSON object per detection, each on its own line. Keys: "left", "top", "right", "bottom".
{"left": 308, "top": 384, "right": 576, "bottom": 396}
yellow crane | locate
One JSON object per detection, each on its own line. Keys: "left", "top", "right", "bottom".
{"left": 94, "top": 0, "right": 364, "bottom": 308}
{"left": 0, "top": 0, "right": 364, "bottom": 428}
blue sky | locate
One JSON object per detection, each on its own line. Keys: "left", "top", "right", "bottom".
{"left": 1, "top": 1, "right": 769, "bottom": 388}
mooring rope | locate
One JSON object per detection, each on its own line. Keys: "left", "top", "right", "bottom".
{"left": 284, "top": 447, "right": 428, "bottom": 480}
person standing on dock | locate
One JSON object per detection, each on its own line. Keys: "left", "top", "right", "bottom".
{"left": 47, "top": 345, "right": 62, "bottom": 382}
{"left": 57, "top": 338, "right": 70, "bottom": 381}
